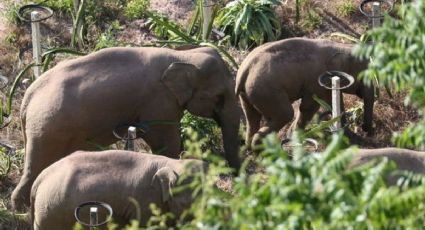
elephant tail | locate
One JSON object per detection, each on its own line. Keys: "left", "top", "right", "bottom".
{"left": 30, "top": 178, "right": 39, "bottom": 228}
{"left": 235, "top": 64, "right": 249, "bottom": 96}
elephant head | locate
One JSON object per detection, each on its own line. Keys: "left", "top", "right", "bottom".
{"left": 161, "top": 50, "right": 241, "bottom": 170}
{"left": 151, "top": 167, "right": 194, "bottom": 216}
{"left": 326, "top": 48, "right": 374, "bottom": 135}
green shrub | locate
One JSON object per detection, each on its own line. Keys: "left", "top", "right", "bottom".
{"left": 215, "top": 0, "right": 282, "bottom": 49}
{"left": 0, "top": 147, "right": 11, "bottom": 180}
{"left": 94, "top": 21, "right": 121, "bottom": 50}
{"left": 336, "top": 0, "right": 356, "bottom": 17}
{"left": 33, "top": 0, "right": 73, "bottom": 13}
{"left": 70, "top": 130, "right": 425, "bottom": 229}
{"left": 180, "top": 111, "right": 222, "bottom": 152}
{"left": 124, "top": 0, "right": 150, "bottom": 20}
{"left": 354, "top": 0, "right": 425, "bottom": 149}
{"left": 180, "top": 132, "right": 425, "bottom": 229}
{"left": 300, "top": 8, "right": 322, "bottom": 32}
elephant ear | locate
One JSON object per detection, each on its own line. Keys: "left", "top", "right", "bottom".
{"left": 151, "top": 167, "right": 178, "bottom": 202}
{"left": 326, "top": 52, "right": 351, "bottom": 71}
{"left": 161, "top": 62, "right": 200, "bottom": 106}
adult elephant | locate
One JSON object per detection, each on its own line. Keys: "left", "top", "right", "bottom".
{"left": 351, "top": 148, "right": 425, "bottom": 185}
{"left": 31, "top": 150, "right": 206, "bottom": 229}
{"left": 12, "top": 46, "right": 241, "bottom": 211}
{"left": 236, "top": 38, "right": 374, "bottom": 148}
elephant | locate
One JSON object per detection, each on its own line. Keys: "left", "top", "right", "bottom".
{"left": 235, "top": 38, "right": 374, "bottom": 148}
{"left": 12, "top": 46, "right": 241, "bottom": 211}
{"left": 31, "top": 150, "right": 206, "bottom": 229}
{"left": 350, "top": 148, "right": 425, "bottom": 185}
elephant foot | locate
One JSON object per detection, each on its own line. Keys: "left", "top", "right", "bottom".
{"left": 362, "top": 123, "right": 374, "bottom": 136}
{"left": 11, "top": 184, "right": 31, "bottom": 212}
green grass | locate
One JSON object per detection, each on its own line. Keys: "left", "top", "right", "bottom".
{"left": 337, "top": 0, "right": 356, "bottom": 17}
{"left": 124, "top": 0, "right": 150, "bottom": 19}
{"left": 300, "top": 8, "right": 322, "bottom": 32}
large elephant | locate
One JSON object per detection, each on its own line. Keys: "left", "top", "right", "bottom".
{"left": 351, "top": 148, "right": 425, "bottom": 185}
{"left": 31, "top": 150, "right": 206, "bottom": 229}
{"left": 236, "top": 38, "right": 374, "bottom": 148}
{"left": 12, "top": 47, "right": 241, "bottom": 211}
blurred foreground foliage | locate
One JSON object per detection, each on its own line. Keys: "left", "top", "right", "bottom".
{"left": 354, "top": 0, "right": 425, "bottom": 149}
{"left": 84, "top": 130, "right": 425, "bottom": 229}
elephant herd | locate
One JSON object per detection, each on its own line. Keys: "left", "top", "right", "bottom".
{"left": 9, "top": 37, "right": 425, "bottom": 229}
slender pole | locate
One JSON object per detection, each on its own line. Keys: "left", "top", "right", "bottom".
{"left": 89, "top": 207, "right": 98, "bottom": 230}
{"left": 372, "top": 2, "right": 381, "bottom": 28}
{"left": 202, "top": 0, "right": 213, "bottom": 40}
{"left": 73, "top": 0, "right": 80, "bottom": 14}
{"left": 332, "top": 76, "right": 341, "bottom": 131}
{"left": 126, "top": 126, "right": 136, "bottom": 151}
{"left": 31, "top": 12, "right": 42, "bottom": 78}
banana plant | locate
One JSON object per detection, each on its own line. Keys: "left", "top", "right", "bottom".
{"left": 144, "top": 4, "right": 238, "bottom": 70}
{"left": 215, "top": 0, "right": 282, "bottom": 49}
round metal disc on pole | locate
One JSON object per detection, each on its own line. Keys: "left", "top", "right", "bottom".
{"left": 318, "top": 71, "right": 355, "bottom": 90}
{"left": 126, "top": 126, "right": 137, "bottom": 151}
{"left": 359, "top": 0, "right": 393, "bottom": 18}
{"left": 331, "top": 77, "right": 342, "bottom": 131}
{"left": 17, "top": 4, "right": 53, "bottom": 22}
{"left": 90, "top": 207, "right": 98, "bottom": 230}
{"left": 281, "top": 138, "right": 319, "bottom": 152}
{"left": 31, "top": 11, "right": 42, "bottom": 78}
{"left": 74, "top": 201, "right": 113, "bottom": 228}
{"left": 372, "top": 2, "right": 381, "bottom": 27}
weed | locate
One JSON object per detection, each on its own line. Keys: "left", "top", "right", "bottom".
{"left": 300, "top": 8, "right": 322, "bottom": 32}
{"left": 180, "top": 111, "right": 222, "bottom": 153}
{"left": 33, "top": 0, "right": 73, "bottom": 13}
{"left": 337, "top": 0, "right": 356, "bottom": 17}
{"left": 2, "top": 1, "right": 20, "bottom": 24}
{"left": 124, "top": 0, "right": 150, "bottom": 20}
{"left": 94, "top": 21, "right": 121, "bottom": 50}
{"left": 0, "top": 147, "right": 11, "bottom": 180}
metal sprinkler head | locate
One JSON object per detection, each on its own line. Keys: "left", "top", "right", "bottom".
{"left": 16, "top": 4, "right": 53, "bottom": 22}
{"left": 359, "top": 0, "right": 393, "bottom": 18}
{"left": 318, "top": 71, "right": 355, "bottom": 90}
{"left": 74, "top": 201, "right": 114, "bottom": 229}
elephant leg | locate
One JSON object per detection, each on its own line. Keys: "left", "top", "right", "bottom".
{"left": 339, "top": 93, "right": 347, "bottom": 126}
{"left": 239, "top": 95, "right": 261, "bottom": 148}
{"left": 142, "top": 124, "right": 181, "bottom": 158}
{"left": 297, "top": 95, "right": 323, "bottom": 129}
{"left": 251, "top": 91, "right": 294, "bottom": 148}
{"left": 12, "top": 134, "right": 77, "bottom": 211}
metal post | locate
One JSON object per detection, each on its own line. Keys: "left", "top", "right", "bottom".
{"left": 372, "top": 2, "right": 381, "bottom": 28}
{"left": 90, "top": 207, "right": 98, "bottom": 230}
{"left": 31, "top": 11, "right": 42, "bottom": 78}
{"left": 202, "top": 0, "right": 213, "bottom": 40}
{"left": 126, "top": 126, "right": 136, "bottom": 151}
{"left": 332, "top": 76, "right": 341, "bottom": 131}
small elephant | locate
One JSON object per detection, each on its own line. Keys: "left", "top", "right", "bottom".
{"left": 31, "top": 150, "right": 206, "bottom": 230}
{"left": 13, "top": 46, "right": 241, "bottom": 210}
{"left": 351, "top": 148, "right": 425, "bottom": 185}
{"left": 236, "top": 38, "right": 374, "bottom": 148}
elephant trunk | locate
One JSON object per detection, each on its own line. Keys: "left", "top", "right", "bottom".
{"left": 215, "top": 95, "right": 242, "bottom": 172}
{"left": 362, "top": 83, "right": 374, "bottom": 135}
